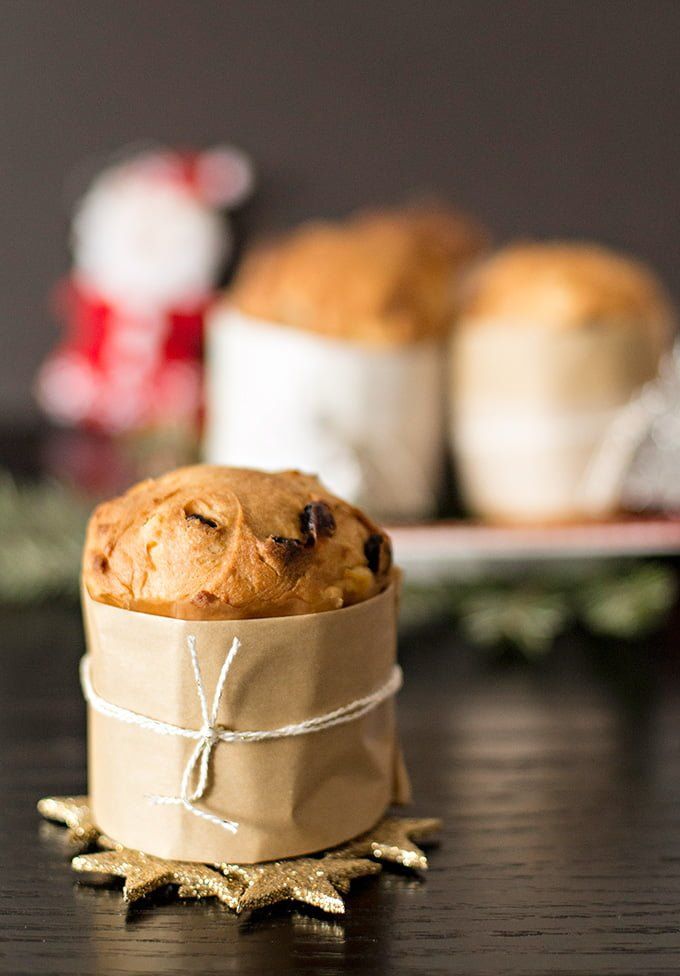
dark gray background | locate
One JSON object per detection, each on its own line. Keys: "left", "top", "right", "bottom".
{"left": 1, "top": 0, "right": 678, "bottom": 422}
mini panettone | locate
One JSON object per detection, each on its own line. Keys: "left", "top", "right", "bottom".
{"left": 450, "top": 241, "right": 675, "bottom": 522}
{"left": 228, "top": 204, "right": 488, "bottom": 346}
{"left": 81, "top": 465, "right": 407, "bottom": 864}
{"left": 84, "top": 465, "right": 394, "bottom": 620}
{"left": 459, "top": 242, "right": 672, "bottom": 350}
{"left": 206, "top": 204, "right": 488, "bottom": 520}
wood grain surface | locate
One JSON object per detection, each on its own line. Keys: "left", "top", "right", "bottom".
{"left": 2, "top": 604, "right": 680, "bottom": 975}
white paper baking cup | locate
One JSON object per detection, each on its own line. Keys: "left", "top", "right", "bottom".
{"left": 205, "top": 308, "right": 447, "bottom": 521}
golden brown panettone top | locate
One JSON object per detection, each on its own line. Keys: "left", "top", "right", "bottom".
{"left": 459, "top": 242, "right": 674, "bottom": 348}
{"left": 226, "top": 204, "right": 488, "bottom": 346}
{"left": 83, "top": 466, "right": 394, "bottom": 620}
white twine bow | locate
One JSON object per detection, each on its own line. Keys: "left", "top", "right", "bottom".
{"left": 80, "top": 637, "right": 402, "bottom": 835}
{"left": 148, "top": 635, "right": 242, "bottom": 832}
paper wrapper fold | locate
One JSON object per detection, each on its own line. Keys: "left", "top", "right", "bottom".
{"left": 83, "top": 585, "right": 410, "bottom": 864}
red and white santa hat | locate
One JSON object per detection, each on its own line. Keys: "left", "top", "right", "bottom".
{"left": 125, "top": 146, "right": 255, "bottom": 210}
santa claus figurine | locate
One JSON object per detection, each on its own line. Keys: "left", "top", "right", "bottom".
{"left": 36, "top": 145, "right": 253, "bottom": 434}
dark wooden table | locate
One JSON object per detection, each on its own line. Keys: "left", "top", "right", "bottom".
{"left": 2, "top": 433, "right": 680, "bottom": 975}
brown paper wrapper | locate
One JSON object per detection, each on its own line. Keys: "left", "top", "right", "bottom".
{"left": 83, "top": 585, "right": 410, "bottom": 864}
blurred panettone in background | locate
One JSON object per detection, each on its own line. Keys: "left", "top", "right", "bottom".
{"left": 206, "top": 203, "right": 488, "bottom": 522}
{"left": 35, "top": 145, "right": 254, "bottom": 436}
{"left": 229, "top": 205, "right": 488, "bottom": 346}
{"left": 449, "top": 242, "right": 675, "bottom": 524}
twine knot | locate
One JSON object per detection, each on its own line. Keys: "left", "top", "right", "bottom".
{"left": 200, "top": 724, "right": 221, "bottom": 746}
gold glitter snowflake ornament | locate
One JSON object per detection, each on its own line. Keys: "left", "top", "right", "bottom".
{"left": 221, "top": 856, "right": 382, "bottom": 914}
{"left": 329, "top": 816, "right": 443, "bottom": 871}
{"left": 37, "top": 796, "right": 101, "bottom": 852}
{"left": 72, "top": 848, "right": 243, "bottom": 908}
{"left": 38, "top": 796, "right": 441, "bottom": 916}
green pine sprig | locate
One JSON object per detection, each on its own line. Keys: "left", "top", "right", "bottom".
{"left": 576, "top": 564, "right": 677, "bottom": 639}
{"left": 0, "top": 471, "right": 90, "bottom": 604}
{"left": 401, "top": 561, "right": 677, "bottom": 656}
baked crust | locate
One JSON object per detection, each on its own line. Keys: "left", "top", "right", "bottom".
{"left": 83, "top": 465, "right": 394, "bottom": 620}
{"left": 459, "top": 242, "right": 674, "bottom": 349}
{"left": 226, "top": 204, "right": 488, "bottom": 346}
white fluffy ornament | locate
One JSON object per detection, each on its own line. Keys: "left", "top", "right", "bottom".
{"left": 72, "top": 147, "right": 253, "bottom": 311}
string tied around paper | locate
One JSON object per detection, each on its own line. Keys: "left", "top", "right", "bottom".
{"left": 80, "top": 638, "right": 403, "bottom": 834}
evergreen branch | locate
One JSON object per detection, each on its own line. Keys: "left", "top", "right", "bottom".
{"left": 0, "top": 471, "right": 90, "bottom": 604}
